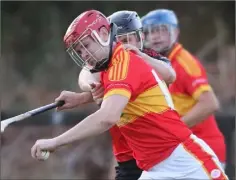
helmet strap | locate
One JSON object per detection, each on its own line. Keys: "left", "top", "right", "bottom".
{"left": 90, "top": 23, "right": 118, "bottom": 73}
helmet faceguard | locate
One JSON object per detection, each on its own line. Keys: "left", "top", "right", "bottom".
{"left": 142, "top": 9, "right": 179, "bottom": 53}
{"left": 64, "top": 10, "right": 116, "bottom": 72}
{"left": 143, "top": 24, "right": 177, "bottom": 53}
{"left": 116, "top": 30, "right": 143, "bottom": 50}
{"left": 109, "top": 11, "right": 144, "bottom": 50}
{"left": 66, "top": 28, "right": 111, "bottom": 71}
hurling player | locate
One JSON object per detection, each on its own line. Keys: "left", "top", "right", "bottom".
{"left": 31, "top": 10, "right": 228, "bottom": 180}
{"left": 142, "top": 9, "right": 226, "bottom": 169}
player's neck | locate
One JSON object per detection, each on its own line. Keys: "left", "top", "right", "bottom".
{"left": 161, "top": 43, "right": 178, "bottom": 57}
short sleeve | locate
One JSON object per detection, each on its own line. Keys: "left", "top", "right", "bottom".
{"left": 103, "top": 49, "right": 139, "bottom": 100}
{"left": 177, "top": 53, "right": 212, "bottom": 100}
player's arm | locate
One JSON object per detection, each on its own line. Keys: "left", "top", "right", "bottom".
{"left": 55, "top": 90, "right": 95, "bottom": 111}
{"left": 78, "top": 68, "right": 104, "bottom": 105}
{"left": 53, "top": 46, "right": 135, "bottom": 147}
{"left": 182, "top": 90, "right": 220, "bottom": 127}
{"left": 55, "top": 68, "right": 101, "bottom": 110}
{"left": 123, "top": 44, "right": 176, "bottom": 84}
{"left": 138, "top": 52, "right": 176, "bottom": 84}
{"left": 52, "top": 94, "right": 129, "bottom": 147}
{"left": 180, "top": 60, "right": 220, "bottom": 127}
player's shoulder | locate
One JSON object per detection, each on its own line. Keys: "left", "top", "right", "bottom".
{"left": 112, "top": 43, "right": 133, "bottom": 65}
{"left": 112, "top": 43, "right": 125, "bottom": 59}
{"left": 175, "top": 47, "right": 204, "bottom": 76}
{"left": 107, "top": 45, "right": 131, "bottom": 81}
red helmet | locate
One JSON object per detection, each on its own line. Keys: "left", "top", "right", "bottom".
{"left": 64, "top": 10, "right": 110, "bottom": 48}
{"left": 63, "top": 10, "right": 112, "bottom": 71}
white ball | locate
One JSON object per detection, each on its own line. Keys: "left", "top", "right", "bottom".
{"left": 41, "top": 151, "right": 50, "bottom": 160}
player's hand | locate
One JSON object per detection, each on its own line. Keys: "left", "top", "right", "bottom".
{"left": 90, "top": 82, "right": 104, "bottom": 105}
{"left": 55, "top": 91, "right": 83, "bottom": 111}
{"left": 31, "top": 138, "right": 57, "bottom": 160}
{"left": 123, "top": 44, "right": 142, "bottom": 56}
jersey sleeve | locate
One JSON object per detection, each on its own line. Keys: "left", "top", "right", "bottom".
{"left": 177, "top": 53, "right": 212, "bottom": 100}
{"left": 103, "top": 49, "right": 139, "bottom": 100}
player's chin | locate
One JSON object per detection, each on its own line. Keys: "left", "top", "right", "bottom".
{"left": 152, "top": 43, "right": 165, "bottom": 51}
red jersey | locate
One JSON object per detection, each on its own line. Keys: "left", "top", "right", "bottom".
{"left": 109, "top": 47, "right": 171, "bottom": 163}
{"left": 168, "top": 43, "right": 226, "bottom": 162}
{"left": 109, "top": 125, "right": 133, "bottom": 162}
{"left": 101, "top": 43, "right": 192, "bottom": 170}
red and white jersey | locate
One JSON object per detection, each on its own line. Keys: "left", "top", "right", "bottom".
{"left": 101, "top": 43, "right": 192, "bottom": 170}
